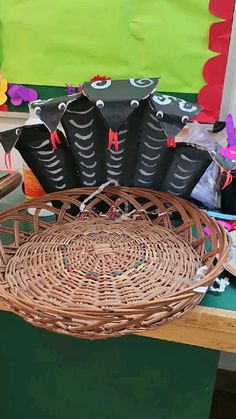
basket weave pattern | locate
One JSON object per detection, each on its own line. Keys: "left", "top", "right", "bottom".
{"left": 0, "top": 187, "right": 231, "bottom": 338}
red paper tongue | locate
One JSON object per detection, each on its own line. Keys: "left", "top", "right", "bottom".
{"left": 50, "top": 131, "right": 61, "bottom": 149}
{"left": 221, "top": 170, "right": 233, "bottom": 190}
{"left": 108, "top": 128, "right": 119, "bottom": 151}
{"left": 166, "top": 137, "right": 176, "bottom": 148}
{"left": 4, "top": 153, "right": 12, "bottom": 172}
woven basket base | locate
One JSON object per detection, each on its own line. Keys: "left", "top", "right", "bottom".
{"left": 5, "top": 219, "right": 201, "bottom": 310}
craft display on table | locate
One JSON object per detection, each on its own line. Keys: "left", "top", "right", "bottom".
{"left": 0, "top": 186, "right": 231, "bottom": 339}
{"left": 0, "top": 78, "right": 232, "bottom": 199}
{"left": 0, "top": 77, "right": 232, "bottom": 339}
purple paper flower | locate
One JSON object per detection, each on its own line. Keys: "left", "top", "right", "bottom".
{"left": 78, "top": 84, "right": 84, "bottom": 93}
{"left": 65, "top": 84, "right": 84, "bottom": 95}
{"left": 66, "top": 84, "right": 76, "bottom": 95}
{"left": 8, "top": 84, "right": 38, "bottom": 106}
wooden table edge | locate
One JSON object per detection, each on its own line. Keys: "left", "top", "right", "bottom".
{"left": 0, "top": 172, "right": 22, "bottom": 199}
{"left": 137, "top": 306, "right": 236, "bottom": 353}
{"left": 0, "top": 301, "right": 236, "bottom": 352}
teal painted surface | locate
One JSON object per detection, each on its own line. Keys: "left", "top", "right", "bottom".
{"left": 0, "top": 187, "right": 24, "bottom": 211}
{"left": 0, "top": 313, "right": 219, "bottom": 419}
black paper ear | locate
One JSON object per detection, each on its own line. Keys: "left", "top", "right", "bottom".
{"left": 30, "top": 94, "right": 81, "bottom": 133}
{"left": 0, "top": 127, "right": 23, "bottom": 154}
{"left": 150, "top": 93, "right": 202, "bottom": 138}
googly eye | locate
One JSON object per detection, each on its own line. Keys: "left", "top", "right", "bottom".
{"left": 34, "top": 106, "right": 41, "bottom": 115}
{"left": 131, "top": 100, "right": 139, "bottom": 108}
{"left": 96, "top": 100, "right": 104, "bottom": 109}
{"left": 58, "top": 102, "right": 66, "bottom": 111}
{"left": 156, "top": 111, "right": 163, "bottom": 119}
{"left": 181, "top": 115, "right": 189, "bottom": 124}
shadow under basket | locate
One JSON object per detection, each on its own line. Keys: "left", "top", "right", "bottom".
{"left": 0, "top": 187, "right": 231, "bottom": 339}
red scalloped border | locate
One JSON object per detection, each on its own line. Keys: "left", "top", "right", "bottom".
{"left": 196, "top": 0, "right": 235, "bottom": 123}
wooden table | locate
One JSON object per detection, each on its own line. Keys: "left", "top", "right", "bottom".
{"left": 0, "top": 171, "right": 22, "bottom": 199}
{"left": 0, "top": 189, "right": 235, "bottom": 419}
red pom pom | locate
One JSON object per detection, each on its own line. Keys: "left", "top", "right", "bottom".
{"left": 90, "top": 75, "right": 111, "bottom": 82}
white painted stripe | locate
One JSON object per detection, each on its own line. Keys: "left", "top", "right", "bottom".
{"left": 45, "top": 160, "right": 60, "bottom": 168}
{"left": 78, "top": 151, "right": 95, "bottom": 158}
{"left": 169, "top": 182, "right": 187, "bottom": 190}
{"left": 51, "top": 175, "right": 64, "bottom": 181}
{"left": 75, "top": 141, "right": 94, "bottom": 150}
{"left": 144, "top": 142, "right": 162, "bottom": 150}
{"left": 75, "top": 132, "right": 93, "bottom": 140}
{"left": 37, "top": 149, "right": 54, "bottom": 155}
{"left": 39, "top": 155, "right": 57, "bottom": 162}
{"left": 30, "top": 139, "right": 49, "bottom": 149}
{"left": 148, "top": 122, "right": 163, "bottom": 131}
{"left": 82, "top": 171, "right": 96, "bottom": 178}
{"left": 141, "top": 153, "right": 160, "bottom": 161}
{"left": 80, "top": 161, "right": 97, "bottom": 168}
{"left": 69, "top": 119, "right": 94, "bottom": 129}
{"left": 139, "top": 169, "right": 155, "bottom": 176}
{"left": 47, "top": 168, "right": 63, "bottom": 174}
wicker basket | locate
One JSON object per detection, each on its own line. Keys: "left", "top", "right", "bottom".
{"left": 0, "top": 186, "right": 231, "bottom": 339}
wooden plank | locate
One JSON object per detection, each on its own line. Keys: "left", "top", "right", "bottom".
{"left": 0, "top": 171, "right": 22, "bottom": 199}
{"left": 138, "top": 306, "right": 236, "bottom": 353}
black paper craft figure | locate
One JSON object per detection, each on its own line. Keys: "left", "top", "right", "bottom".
{"left": 0, "top": 127, "right": 23, "bottom": 170}
{"left": 0, "top": 125, "right": 80, "bottom": 194}
{"left": 0, "top": 78, "right": 230, "bottom": 200}
{"left": 61, "top": 94, "right": 108, "bottom": 186}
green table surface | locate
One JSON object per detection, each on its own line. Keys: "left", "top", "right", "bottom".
{"left": 0, "top": 315, "right": 218, "bottom": 419}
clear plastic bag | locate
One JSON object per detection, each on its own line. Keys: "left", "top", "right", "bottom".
{"left": 183, "top": 122, "right": 222, "bottom": 208}
{"left": 183, "top": 121, "right": 221, "bottom": 151}
{"left": 191, "top": 162, "right": 221, "bottom": 209}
